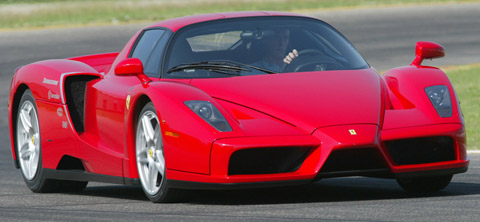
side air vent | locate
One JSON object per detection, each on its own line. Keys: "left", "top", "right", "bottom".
{"left": 56, "top": 155, "right": 85, "bottom": 171}
{"left": 228, "top": 147, "right": 311, "bottom": 175}
{"left": 64, "top": 75, "right": 99, "bottom": 133}
{"left": 385, "top": 136, "right": 455, "bottom": 165}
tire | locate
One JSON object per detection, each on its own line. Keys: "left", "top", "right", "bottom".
{"left": 15, "top": 89, "right": 87, "bottom": 193}
{"left": 396, "top": 175, "right": 453, "bottom": 193}
{"left": 136, "top": 102, "right": 184, "bottom": 203}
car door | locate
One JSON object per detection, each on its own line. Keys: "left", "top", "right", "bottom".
{"left": 83, "top": 29, "right": 171, "bottom": 176}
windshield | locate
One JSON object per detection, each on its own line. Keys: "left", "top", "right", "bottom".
{"left": 164, "top": 16, "right": 369, "bottom": 78}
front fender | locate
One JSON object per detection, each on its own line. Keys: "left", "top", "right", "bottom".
{"left": 122, "top": 81, "right": 241, "bottom": 178}
{"left": 382, "top": 66, "right": 463, "bottom": 130}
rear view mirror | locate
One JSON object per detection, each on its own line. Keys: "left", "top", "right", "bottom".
{"left": 411, "top": 41, "right": 445, "bottom": 66}
{"left": 114, "top": 58, "right": 151, "bottom": 86}
{"left": 114, "top": 58, "right": 144, "bottom": 76}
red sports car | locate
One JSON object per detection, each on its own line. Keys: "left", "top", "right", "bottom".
{"left": 8, "top": 12, "right": 469, "bottom": 202}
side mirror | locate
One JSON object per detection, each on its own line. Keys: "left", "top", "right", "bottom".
{"left": 411, "top": 41, "right": 445, "bottom": 66}
{"left": 114, "top": 58, "right": 151, "bottom": 86}
{"left": 114, "top": 58, "right": 144, "bottom": 76}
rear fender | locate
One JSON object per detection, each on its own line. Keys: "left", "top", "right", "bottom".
{"left": 9, "top": 59, "right": 101, "bottom": 166}
{"left": 10, "top": 59, "right": 99, "bottom": 104}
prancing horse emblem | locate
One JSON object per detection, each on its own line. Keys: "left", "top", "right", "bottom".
{"left": 349, "top": 129, "right": 357, "bottom": 135}
{"left": 126, "top": 95, "right": 131, "bottom": 111}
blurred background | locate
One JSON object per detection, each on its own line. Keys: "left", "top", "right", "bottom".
{"left": 1, "top": 0, "right": 478, "bottom": 29}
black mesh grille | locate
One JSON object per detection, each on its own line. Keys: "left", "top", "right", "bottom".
{"left": 64, "top": 75, "right": 98, "bottom": 133}
{"left": 228, "top": 147, "right": 311, "bottom": 175}
{"left": 385, "top": 136, "right": 455, "bottom": 165}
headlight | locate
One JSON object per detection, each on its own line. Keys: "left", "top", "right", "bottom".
{"left": 425, "top": 85, "right": 452, "bottom": 117}
{"left": 185, "top": 100, "right": 232, "bottom": 132}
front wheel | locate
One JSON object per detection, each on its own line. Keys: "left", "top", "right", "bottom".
{"left": 396, "top": 175, "right": 453, "bottom": 193}
{"left": 136, "top": 102, "right": 184, "bottom": 202}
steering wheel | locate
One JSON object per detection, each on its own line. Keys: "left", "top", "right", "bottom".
{"left": 283, "top": 49, "right": 344, "bottom": 73}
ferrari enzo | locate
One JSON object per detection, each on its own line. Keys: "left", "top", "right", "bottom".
{"left": 9, "top": 12, "right": 469, "bottom": 202}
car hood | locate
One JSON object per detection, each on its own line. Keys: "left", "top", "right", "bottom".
{"left": 190, "top": 69, "right": 382, "bottom": 133}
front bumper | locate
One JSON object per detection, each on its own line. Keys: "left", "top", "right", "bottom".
{"left": 166, "top": 123, "right": 469, "bottom": 188}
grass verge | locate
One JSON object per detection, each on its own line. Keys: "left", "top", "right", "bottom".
{"left": 0, "top": 0, "right": 478, "bottom": 29}
{"left": 445, "top": 64, "right": 480, "bottom": 150}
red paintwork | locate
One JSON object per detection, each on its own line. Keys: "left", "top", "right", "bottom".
{"left": 69, "top": 52, "right": 119, "bottom": 73}
{"left": 8, "top": 12, "right": 468, "bottom": 187}
{"left": 190, "top": 69, "right": 382, "bottom": 133}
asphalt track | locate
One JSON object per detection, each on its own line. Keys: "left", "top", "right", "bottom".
{"left": 1, "top": 3, "right": 479, "bottom": 221}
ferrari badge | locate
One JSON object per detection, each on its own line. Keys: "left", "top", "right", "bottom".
{"left": 126, "top": 95, "right": 131, "bottom": 110}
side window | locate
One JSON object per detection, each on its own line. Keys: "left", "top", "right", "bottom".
{"left": 131, "top": 29, "right": 169, "bottom": 77}
{"left": 144, "top": 33, "right": 170, "bottom": 76}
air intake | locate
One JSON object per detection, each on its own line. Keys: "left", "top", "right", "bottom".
{"left": 385, "top": 136, "right": 455, "bottom": 165}
{"left": 228, "top": 147, "right": 310, "bottom": 175}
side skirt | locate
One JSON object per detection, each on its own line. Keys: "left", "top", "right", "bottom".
{"left": 43, "top": 169, "right": 140, "bottom": 186}
{"left": 394, "top": 166, "right": 468, "bottom": 179}
{"left": 168, "top": 179, "right": 312, "bottom": 190}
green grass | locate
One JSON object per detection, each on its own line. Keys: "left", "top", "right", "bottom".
{"left": 0, "top": 0, "right": 478, "bottom": 29}
{"left": 445, "top": 65, "right": 480, "bottom": 150}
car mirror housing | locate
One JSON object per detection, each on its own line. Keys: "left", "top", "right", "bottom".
{"left": 114, "top": 58, "right": 151, "bottom": 86}
{"left": 411, "top": 41, "right": 445, "bottom": 66}
{"left": 114, "top": 58, "right": 144, "bottom": 76}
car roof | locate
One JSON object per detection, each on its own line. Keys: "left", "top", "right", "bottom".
{"left": 146, "top": 11, "right": 310, "bottom": 32}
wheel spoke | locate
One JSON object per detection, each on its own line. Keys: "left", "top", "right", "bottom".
{"left": 30, "top": 150, "right": 38, "bottom": 169}
{"left": 28, "top": 142, "right": 36, "bottom": 158}
{"left": 19, "top": 143, "right": 32, "bottom": 160}
{"left": 33, "top": 135, "right": 40, "bottom": 153}
{"left": 155, "top": 150, "right": 165, "bottom": 174}
{"left": 148, "top": 163, "right": 158, "bottom": 190}
{"left": 155, "top": 149, "right": 163, "bottom": 159}
{"left": 137, "top": 146, "right": 148, "bottom": 156}
{"left": 24, "top": 159, "right": 31, "bottom": 178}
{"left": 153, "top": 125, "right": 160, "bottom": 144}
{"left": 138, "top": 156, "right": 149, "bottom": 164}
{"left": 140, "top": 164, "right": 149, "bottom": 189}
{"left": 141, "top": 115, "right": 155, "bottom": 142}
{"left": 155, "top": 161, "right": 165, "bottom": 176}
{"left": 19, "top": 108, "right": 32, "bottom": 132}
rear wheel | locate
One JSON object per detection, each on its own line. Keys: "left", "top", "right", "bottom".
{"left": 136, "top": 102, "right": 183, "bottom": 202}
{"left": 396, "top": 175, "right": 453, "bottom": 193}
{"left": 16, "top": 89, "right": 87, "bottom": 193}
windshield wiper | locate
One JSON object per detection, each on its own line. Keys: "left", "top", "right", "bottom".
{"left": 166, "top": 60, "right": 276, "bottom": 75}
{"left": 167, "top": 61, "right": 246, "bottom": 76}
{"left": 212, "top": 60, "right": 277, "bottom": 74}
